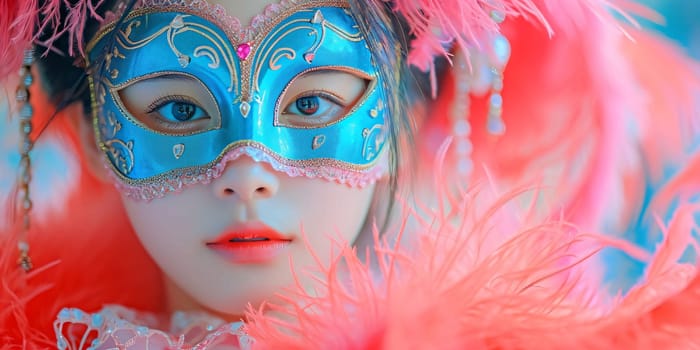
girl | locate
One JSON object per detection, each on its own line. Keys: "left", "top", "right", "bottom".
{"left": 1, "top": 0, "right": 699, "bottom": 348}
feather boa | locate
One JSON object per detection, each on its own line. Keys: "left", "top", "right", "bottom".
{"left": 0, "top": 82, "right": 164, "bottom": 348}
{"left": 246, "top": 184, "right": 700, "bottom": 349}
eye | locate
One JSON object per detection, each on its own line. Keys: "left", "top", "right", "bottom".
{"left": 282, "top": 92, "right": 346, "bottom": 126}
{"left": 148, "top": 97, "right": 209, "bottom": 123}
{"left": 277, "top": 69, "right": 371, "bottom": 129}
{"left": 116, "top": 73, "right": 220, "bottom": 135}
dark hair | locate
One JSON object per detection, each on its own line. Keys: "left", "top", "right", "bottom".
{"left": 346, "top": 0, "right": 414, "bottom": 230}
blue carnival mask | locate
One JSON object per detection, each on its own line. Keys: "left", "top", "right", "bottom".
{"left": 86, "top": 0, "right": 389, "bottom": 200}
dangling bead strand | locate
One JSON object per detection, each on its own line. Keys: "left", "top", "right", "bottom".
{"left": 486, "top": 9, "right": 511, "bottom": 136}
{"left": 16, "top": 48, "right": 34, "bottom": 272}
{"left": 451, "top": 49, "right": 473, "bottom": 176}
{"left": 487, "top": 65, "right": 506, "bottom": 135}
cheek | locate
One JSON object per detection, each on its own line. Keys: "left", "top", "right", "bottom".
{"left": 120, "top": 191, "right": 212, "bottom": 266}
{"left": 282, "top": 180, "right": 376, "bottom": 245}
{"left": 122, "top": 198, "right": 180, "bottom": 263}
{"left": 124, "top": 198, "right": 179, "bottom": 241}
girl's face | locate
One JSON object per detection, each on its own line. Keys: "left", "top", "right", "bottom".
{"left": 122, "top": 156, "right": 375, "bottom": 316}
{"left": 84, "top": 0, "right": 390, "bottom": 316}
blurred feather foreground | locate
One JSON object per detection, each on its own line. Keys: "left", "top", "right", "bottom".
{"left": 0, "top": 143, "right": 698, "bottom": 348}
{"left": 246, "top": 147, "right": 700, "bottom": 350}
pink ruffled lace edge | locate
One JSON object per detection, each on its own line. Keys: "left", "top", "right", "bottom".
{"left": 109, "top": 145, "right": 388, "bottom": 201}
{"left": 54, "top": 305, "right": 252, "bottom": 350}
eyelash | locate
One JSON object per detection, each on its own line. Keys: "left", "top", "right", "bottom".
{"left": 145, "top": 94, "right": 201, "bottom": 114}
{"left": 287, "top": 90, "right": 347, "bottom": 109}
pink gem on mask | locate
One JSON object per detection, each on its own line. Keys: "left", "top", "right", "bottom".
{"left": 236, "top": 43, "right": 252, "bottom": 60}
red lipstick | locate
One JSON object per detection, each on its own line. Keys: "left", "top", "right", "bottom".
{"left": 205, "top": 222, "right": 292, "bottom": 264}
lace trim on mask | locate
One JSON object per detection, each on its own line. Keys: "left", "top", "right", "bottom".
{"left": 110, "top": 145, "right": 387, "bottom": 201}
{"left": 54, "top": 305, "right": 251, "bottom": 350}
{"left": 102, "top": 0, "right": 345, "bottom": 43}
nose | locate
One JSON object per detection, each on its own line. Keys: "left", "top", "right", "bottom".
{"left": 212, "top": 157, "right": 280, "bottom": 201}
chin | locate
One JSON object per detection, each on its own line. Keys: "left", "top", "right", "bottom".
{"left": 201, "top": 292, "right": 272, "bottom": 318}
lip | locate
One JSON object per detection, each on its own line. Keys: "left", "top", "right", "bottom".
{"left": 205, "top": 222, "right": 293, "bottom": 264}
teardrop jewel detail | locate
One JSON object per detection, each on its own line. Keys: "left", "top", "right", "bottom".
{"left": 239, "top": 101, "right": 251, "bottom": 118}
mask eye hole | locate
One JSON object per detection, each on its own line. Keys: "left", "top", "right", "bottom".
{"left": 276, "top": 68, "right": 372, "bottom": 129}
{"left": 115, "top": 73, "right": 221, "bottom": 135}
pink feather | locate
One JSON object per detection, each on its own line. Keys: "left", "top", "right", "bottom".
{"left": 0, "top": 0, "right": 107, "bottom": 83}
{"left": 245, "top": 153, "right": 700, "bottom": 349}
{"left": 390, "top": 0, "right": 549, "bottom": 71}
{"left": 1, "top": 0, "right": 38, "bottom": 82}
